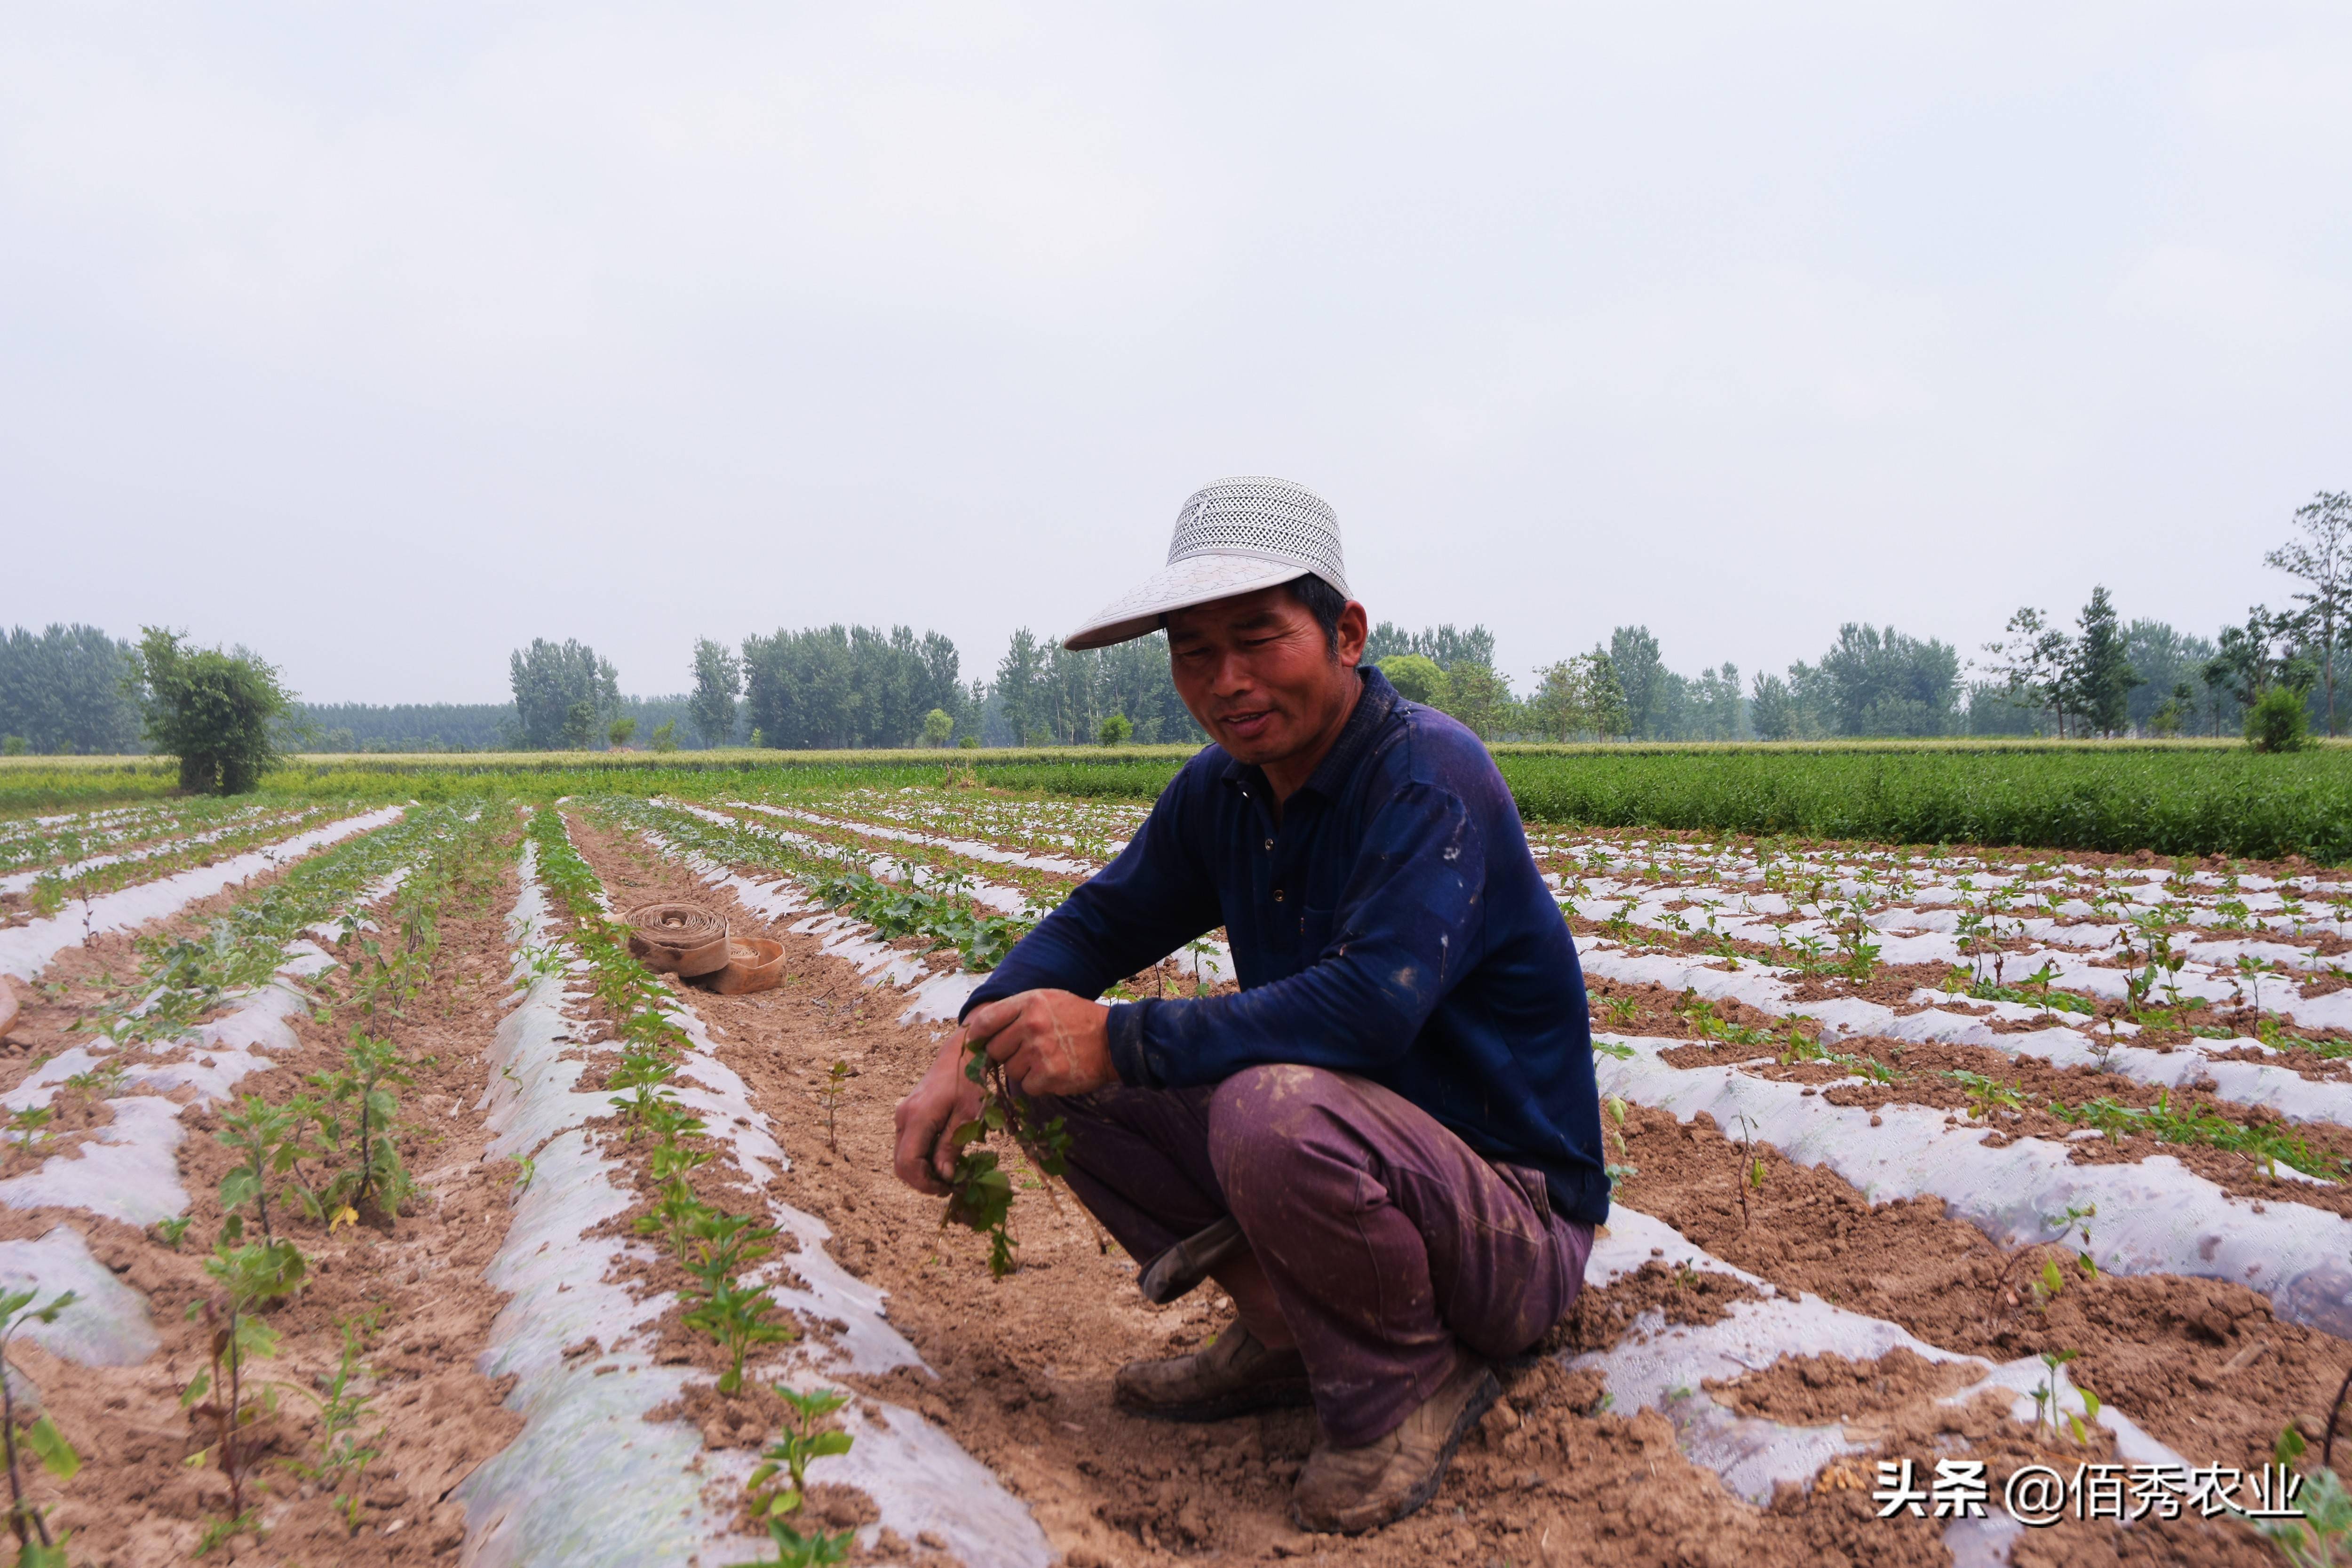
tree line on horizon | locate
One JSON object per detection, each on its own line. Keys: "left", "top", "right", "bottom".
{"left": 6, "top": 491, "right": 2343, "bottom": 759}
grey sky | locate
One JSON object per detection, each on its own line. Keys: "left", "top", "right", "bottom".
{"left": 6, "top": 4, "right": 2346, "bottom": 704}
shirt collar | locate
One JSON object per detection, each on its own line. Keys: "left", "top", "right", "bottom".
{"left": 1218, "top": 665, "right": 1400, "bottom": 802}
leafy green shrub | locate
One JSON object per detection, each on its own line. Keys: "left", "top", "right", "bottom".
{"left": 1377, "top": 653, "right": 1448, "bottom": 707}
{"left": 2247, "top": 686, "right": 2314, "bottom": 753}
{"left": 124, "top": 628, "right": 297, "bottom": 795}
{"left": 1097, "top": 713, "right": 1133, "bottom": 746}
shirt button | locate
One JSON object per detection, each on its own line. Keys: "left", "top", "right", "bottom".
{"left": 1273, "top": 889, "right": 1285, "bottom": 902}
{"left": 1263, "top": 838, "right": 1274, "bottom": 852}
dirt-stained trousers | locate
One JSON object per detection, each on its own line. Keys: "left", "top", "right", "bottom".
{"left": 1028, "top": 1063, "right": 1595, "bottom": 1448}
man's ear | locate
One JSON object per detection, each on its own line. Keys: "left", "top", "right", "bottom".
{"left": 1335, "top": 601, "right": 1370, "bottom": 669}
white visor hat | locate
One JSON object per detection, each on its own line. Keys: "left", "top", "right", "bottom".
{"left": 1062, "top": 477, "right": 1351, "bottom": 651}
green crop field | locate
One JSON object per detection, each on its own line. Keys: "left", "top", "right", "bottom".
{"left": 8, "top": 737, "right": 2348, "bottom": 862}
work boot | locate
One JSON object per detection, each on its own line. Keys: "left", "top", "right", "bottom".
{"left": 1290, "top": 1352, "right": 1499, "bottom": 1533}
{"left": 1113, "top": 1324, "right": 1312, "bottom": 1423}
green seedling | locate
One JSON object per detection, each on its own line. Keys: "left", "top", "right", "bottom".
{"left": 1599, "top": 995, "right": 1640, "bottom": 1028}
{"left": 282, "top": 1309, "right": 383, "bottom": 1534}
{"left": 2235, "top": 954, "right": 2278, "bottom": 1020}
{"left": 942, "top": 1029, "right": 1071, "bottom": 1278}
{"left": 154, "top": 1217, "right": 193, "bottom": 1249}
{"left": 0, "top": 1101, "right": 54, "bottom": 1168}
{"left": 2248, "top": 1465, "right": 2352, "bottom": 1568}
{"left": 821, "top": 1060, "right": 850, "bottom": 1154}
{"left": 1829, "top": 1051, "right": 1900, "bottom": 1085}
{"left": 1944, "top": 1069, "right": 2025, "bottom": 1121}
{"left": 183, "top": 1234, "right": 307, "bottom": 1549}
{"left": 508, "top": 1154, "right": 535, "bottom": 1198}
{"left": 1602, "top": 1095, "right": 1636, "bottom": 1194}
{"left": 748, "top": 1385, "right": 855, "bottom": 1523}
{"left": 59, "top": 1060, "right": 127, "bottom": 1102}
{"left": 1777, "top": 1019, "right": 1828, "bottom": 1065}
{"left": 0, "top": 1287, "right": 81, "bottom": 1566}
{"left": 2027, "top": 1349, "right": 2098, "bottom": 1443}
{"left": 216, "top": 1094, "right": 305, "bottom": 1241}
{"left": 1732, "top": 1114, "right": 1763, "bottom": 1231}
{"left": 636, "top": 1181, "right": 717, "bottom": 1259}
{"left": 307, "top": 1030, "right": 416, "bottom": 1223}
{"left": 683, "top": 1276, "right": 797, "bottom": 1397}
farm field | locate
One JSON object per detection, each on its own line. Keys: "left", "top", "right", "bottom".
{"left": 1, "top": 772, "right": 2349, "bottom": 1565}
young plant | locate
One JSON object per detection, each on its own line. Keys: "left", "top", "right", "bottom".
{"left": 683, "top": 1276, "right": 796, "bottom": 1398}
{"left": 2027, "top": 1349, "right": 2100, "bottom": 1443}
{"left": 0, "top": 1288, "right": 80, "bottom": 1566}
{"left": 282, "top": 1309, "right": 383, "bottom": 1534}
{"left": 183, "top": 1234, "right": 308, "bottom": 1548}
{"left": 1732, "top": 1114, "right": 1764, "bottom": 1231}
{"left": 216, "top": 1094, "right": 306, "bottom": 1241}
{"left": 1601, "top": 1095, "right": 1637, "bottom": 1194}
{"left": 3, "top": 1105, "right": 52, "bottom": 1164}
{"left": 309, "top": 1030, "right": 415, "bottom": 1222}
{"left": 942, "top": 1030, "right": 1072, "bottom": 1277}
{"left": 748, "top": 1385, "right": 855, "bottom": 1529}
{"left": 2248, "top": 1464, "right": 2352, "bottom": 1568}
{"left": 820, "top": 1060, "right": 850, "bottom": 1154}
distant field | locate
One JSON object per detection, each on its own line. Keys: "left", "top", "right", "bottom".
{"left": 6, "top": 737, "right": 2348, "bottom": 860}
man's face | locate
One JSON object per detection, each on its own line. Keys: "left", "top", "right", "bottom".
{"left": 1165, "top": 586, "right": 1370, "bottom": 767}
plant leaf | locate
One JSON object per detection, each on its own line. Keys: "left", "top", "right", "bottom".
{"left": 24, "top": 1414, "right": 78, "bottom": 1480}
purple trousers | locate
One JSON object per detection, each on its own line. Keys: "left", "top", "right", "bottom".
{"left": 1032, "top": 1064, "right": 1594, "bottom": 1447}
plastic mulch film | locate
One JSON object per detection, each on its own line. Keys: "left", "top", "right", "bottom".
{"left": 1595, "top": 1034, "right": 2352, "bottom": 1337}
{"left": 455, "top": 835, "right": 1051, "bottom": 1568}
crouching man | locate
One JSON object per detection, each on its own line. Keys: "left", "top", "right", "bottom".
{"left": 892, "top": 478, "right": 1608, "bottom": 1533}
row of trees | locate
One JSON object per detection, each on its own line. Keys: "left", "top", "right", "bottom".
{"left": 8, "top": 493, "right": 2342, "bottom": 763}
{"left": 679, "top": 626, "right": 971, "bottom": 750}
{"left": 0, "top": 624, "right": 144, "bottom": 754}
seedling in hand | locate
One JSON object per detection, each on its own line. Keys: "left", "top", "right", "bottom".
{"left": 942, "top": 1027, "right": 1072, "bottom": 1277}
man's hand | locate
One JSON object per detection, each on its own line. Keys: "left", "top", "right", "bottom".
{"left": 891, "top": 989, "right": 1114, "bottom": 1197}
{"left": 969, "top": 988, "right": 1115, "bottom": 1098}
{"left": 891, "top": 1032, "right": 985, "bottom": 1196}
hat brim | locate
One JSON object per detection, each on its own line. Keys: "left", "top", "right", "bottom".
{"left": 1062, "top": 554, "right": 1311, "bottom": 651}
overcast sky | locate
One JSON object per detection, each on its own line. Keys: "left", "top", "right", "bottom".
{"left": 6, "top": 3, "right": 2347, "bottom": 704}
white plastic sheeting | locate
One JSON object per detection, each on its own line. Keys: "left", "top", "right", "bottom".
{"left": 0, "top": 1095, "right": 186, "bottom": 1226}
{"left": 1579, "top": 939, "right": 2352, "bottom": 1129}
{"left": 0, "top": 806, "right": 404, "bottom": 982}
{"left": 457, "top": 832, "right": 1051, "bottom": 1568}
{"left": 0, "top": 807, "right": 309, "bottom": 898}
{"left": 0, "top": 866, "right": 413, "bottom": 1225}
{"left": 738, "top": 802, "right": 1109, "bottom": 878}
{"left": 0, "top": 1226, "right": 159, "bottom": 1365}
{"left": 1593, "top": 1034, "right": 2352, "bottom": 1338}
{"left": 1576, "top": 1210, "right": 2183, "bottom": 1497}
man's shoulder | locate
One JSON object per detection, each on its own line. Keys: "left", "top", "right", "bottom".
{"left": 1373, "top": 699, "right": 1510, "bottom": 805}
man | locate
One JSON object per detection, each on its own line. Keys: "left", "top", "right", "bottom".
{"left": 892, "top": 477, "right": 1606, "bottom": 1533}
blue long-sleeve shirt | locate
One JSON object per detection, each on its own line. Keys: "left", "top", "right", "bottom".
{"left": 961, "top": 665, "right": 1610, "bottom": 1226}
